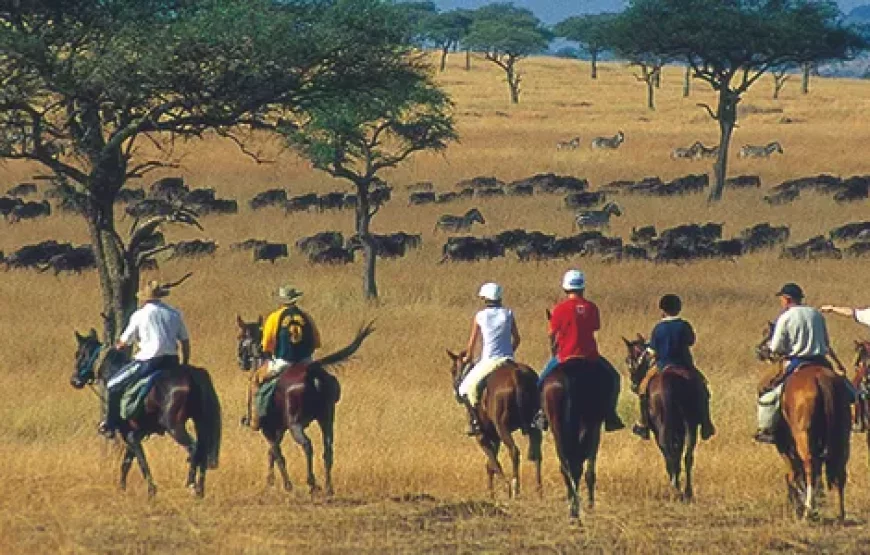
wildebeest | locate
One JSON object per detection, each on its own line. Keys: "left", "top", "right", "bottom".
{"left": 196, "top": 198, "right": 238, "bottom": 215}
{"left": 285, "top": 193, "right": 319, "bottom": 213}
{"left": 564, "top": 191, "right": 606, "bottom": 209}
{"left": 738, "top": 141, "right": 783, "bottom": 158}
{"left": 440, "top": 236, "right": 504, "bottom": 262}
{"left": 829, "top": 221, "right": 870, "bottom": 241}
{"left": 171, "top": 240, "right": 218, "bottom": 259}
{"left": 406, "top": 181, "right": 434, "bottom": 191}
{"left": 296, "top": 232, "right": 344, "bottom": 255}
{"left": 845, "top": 242, "right": 870, "bottom": 257}
{"left": 346, "top": 234, "right": 407, "bottom": 259}
{"left": 556, "top": 136, "right": 581, "bottom": 150}
{"left": 833, "top": 176, "right": 870, "bottom": 203}
{"left": 253, "top": 242, "right": 289, "bottom": 263}
{"left": 116, "top": 188, "right": 146, "bottom": 204}
{"left": 591, "top": 131, "right": 625, "bottom": 150}
{"left": 149, "top": 177, "right": 188, "bottom": 201}
{"left": 781, "top": 236, "right": 842, "bottom": 260}
{"left": 230, "top": 239, "right": 269, "bottom": 252}
{"left": 317, "top": 192, "right": 346, "bottom": 211}
{"left": 630, "top": 225, "right": 657, "bottom": 244}
{"left": 0, "top": 196, "right": 23, "bottom": 218}
{"left": 8, "top": 200, "right": 51, "bottom": 222}
{"left": 370, "top": 186, "right": 392, "bottom": 206}
{"left": 3, "top": 240, "right": 75, "bottom": 270}
{"left": 409, "top": 191, "right": 437, "bottom": 206}
{"left": 309, "top": 246, "right": 354, "bottom": 265}
{"left": 435, "top": 208, "right": 485, "bottom": 233}
{"left": 506, "top": 184, "right": 534, "bottom": 197}
{"left": 249, "top": 189, "right": 288, "bottom": 210}
{"left": 772, "top": 174, "right": 841, "bottom": 195}
{"left": 726, "top": 175, "right": 762, "bottom": 189}
{"left": 455, "top": 176, "right": 505, "bottom": 190}
{"left": 764, "top": 188, "right": 800, "bottom": 206}
{"left": 741, "top": 223, "right": 790, "bottom": 252}
{"left": 7, "top": 183, "right": 37, "bottom": 197}
{"left": 38, "top": 246, "right": 96, "bottom": 275}
{"left": 184, "top": 188, "right": 216, "bottom": 205}
{"left": 574, "top": 202, "right": 622, "bottom": 229}
{"left": 670, "top": 141, "right": 702, "bottom": 160}
{"left": 125, "top": 199, "right": 176, "bottom": 219}
{"left": 475, "top": 187, "right": 506, "bottom": 199}
{"left": 511, "top": 174, "right": 589, "bottom": 194}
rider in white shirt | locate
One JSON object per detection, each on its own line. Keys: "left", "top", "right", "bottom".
{"left": 98, "top": 280, "right": 190, "bottom": 438}
{"left": 457, "top": 282, "right": 520, "bottom": 435}
{"left": 820, "top": 304, "right": 870, "bottom": 329}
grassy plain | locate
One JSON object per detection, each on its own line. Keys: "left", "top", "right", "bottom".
{"left": 2, "top": 54, "right": 870, "bottom": 553}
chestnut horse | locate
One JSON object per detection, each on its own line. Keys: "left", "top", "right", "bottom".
{"left": 541, "top": 357, "right": 615, "bottom": 521}
{"left": 624, "top": 335, "right": 701, "bottom": 501}
{"left": 239, "top": 322, "right": 374, "bottom": 496}
{"left": 853, "top": 341, "right": 870, "bottom": 454}
{"left": 70, "top": 329, "right": 222, "bottom": 498}
{"left": 756, "top": 327, "right": 851, "bottom": 521}
{"left": 447, "top": 351, "right": 543, "bottom": 498}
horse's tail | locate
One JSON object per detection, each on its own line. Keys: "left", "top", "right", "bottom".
{"left": 189, "top": 367, "right": 222, "bottom": 469}
{"left": 315, "top": 321, "right": 375, "bottom": 368}
{"left": 659, "top": 373, "right": 686, "bottom": 460}
{"left": 516, "top": 366, "right": 542, "bottom": 462}
{"left": 815, "top": 371, "right": 837, "bottom": 462}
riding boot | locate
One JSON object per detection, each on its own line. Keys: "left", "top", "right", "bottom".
{"left": 461, "top": 396, "right": 481, "bottom": 436}
{"left": 697, "top": 380, "right": 716, "bottom": 440}
{"left": 99, "top": 389, "right": 121, "bottom": 438}
{"left": 632, "top": 395, "right": 650, "bottom": 440}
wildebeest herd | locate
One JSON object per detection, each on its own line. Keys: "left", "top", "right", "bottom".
{"left": 2, "top": 171, "right": 869, "bottom": 275}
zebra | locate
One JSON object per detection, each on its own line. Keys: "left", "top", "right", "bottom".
{"left": 591, "top": 131, "right": 625, "bottom": 150}
{"left": 670, "top": 141, "right": 703, "bottom": 160}
{"left": 434, "top": 208, "right": 485, "bottom": 233}
{"left": 693, "top": 143, "right": 720, "bottom": 159}
{"left": 556, "top": 136, "right": 581, "bottom": 151}
{"left": 738, "top": 141, "right": 783, "bottom": 159}
{"left": 574, "top": 202, "right": 622, "bottom": 230}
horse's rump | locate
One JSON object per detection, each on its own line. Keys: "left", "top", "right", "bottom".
{"left": 546, "top": 358, "right": 613, "bottom": 424}
{"left": 479, "top": 362, "right": 539, "bottom": 433}
{"left": 781, "top": 365, "right": 849, "bottom": 459}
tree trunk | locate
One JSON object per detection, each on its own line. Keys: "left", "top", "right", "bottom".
{"left": 355, "top": 181, "right": 378, "bottom": 300}
{"left": 773, "top": 75, "right": 787, "bottom": 100}
{"left": 654, "top": 67, "right": 661, "bottom": 89}
{"left": 590, "top": 52, "right": 598, "bottom": 80}
{"left": 683, "top": 66, "right": 691, "bottom": 98}
{"left": 506, "top": 60, "right": 520, "bottom": 104}
{"left": 465, "top": 49, "right": 471, "bottom": 71}
{"left": 646, "top": 71, "right": 656, "bottom": 110}
{"left": 440, "top": 45, "right": 449, "bottom": 72}
{"left": 708, "top": 91, "right": 739, "bottom": 202}
{"left": 801, "top": 62, "right": 811, "bottom": 94}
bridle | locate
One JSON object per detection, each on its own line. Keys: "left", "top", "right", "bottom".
{"left": 238, "top": 324, "right": 265, "bottom": 371}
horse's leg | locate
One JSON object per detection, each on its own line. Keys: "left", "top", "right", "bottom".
{"left": 683, "top": 426, "right": 697, "bottom": 502}
{"left": 528, "top": 428, "right": 543, "bottom": 497}
{"left": 119, "top": 446, "right": 135, "bottom": 491}
{"left": 167, "top": 423, "right": 197, "bottom": 490}
{"left": 128, "top": 434, "right": 158, "bottom": 499}
{"left": 266, "top": 431, "right": 292, "bottom": 491}
{"left": 477, "top": 435, "right": 503, "bottom": 499}
{"left": 791, "top": 428, "right": 815, "bottom": 519}
{"left": 289, "top": 424, "right": 319, "bottom": 495}
{"left": 319, "top": 409, "right": 336, "bottom": 497}
{"left": 500, "top": 428, "right": 521, "bottom": 499}
{"left": 584, "top": 430, "right": 601, "bottom": 510}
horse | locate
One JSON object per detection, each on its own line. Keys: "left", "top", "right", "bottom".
{"left": 447, "top": 351, "right": 542, "bottom": 498}
{"left": 238, "top": 321, "right": 374, "bottom": 496}
{"left": 236, "top": 315, "right": 264, "bottom": 372}
{"left": 69, "top": 328, "right": 222, "bottom": 498}
{"left": 755, "top": 326, "right": 851, "bottom": 521}
{"left": 540, "top": 357, "right": 614, "bottom": 521}
{"left": 852, "top": 341, "right": 870, "bottom": 447}
{"left": 624, "top": 335, "right": 700, "bottom": 501}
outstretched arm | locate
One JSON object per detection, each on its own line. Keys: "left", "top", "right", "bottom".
{"left": 820, "top": 305, "right": 855, "bottom": 318}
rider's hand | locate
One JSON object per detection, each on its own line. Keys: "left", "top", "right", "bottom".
{"left": 820, "top": 305, "right": 833, "bottom": 313}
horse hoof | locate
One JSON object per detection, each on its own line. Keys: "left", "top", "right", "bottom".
{"left": 283, "top": 482, "right": 293, "bottom": 493}
{"left": 148, "top": 486, "right": 158, "bottom": 499}
{"left": 266, "top": 475, "right": 275, "bottom": 488}
{"left": 325, "top": 487, "right": 334, "bottom": 498}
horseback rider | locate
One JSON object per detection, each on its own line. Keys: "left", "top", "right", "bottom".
{"left": 535, "top": 270, "right": 625, "bottom": 432}
{"left": 243, "top": 285, "right": 325, "bottom": 431}
{"left": 631, "top": 294, "right": 716, "bottom": 441}
{"left": 820, "top": 302, "right": 870, "bottom": 429}
{"left": 755, "top": 283, "right": 835, "bottom": 444}
{"left": 98, "top": 280, "right": 190, "bottom": 438}
{"left": 456, "top": 282, "right": 521, "bottom": 435}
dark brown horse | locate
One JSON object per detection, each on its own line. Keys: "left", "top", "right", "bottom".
{"left": 70, "top": 328, "right": 222, "bottom": 498}
{"left": 541, "top": 357, "right": 614, "bottom": 521}
{"left": 236, "top": 315, "right": 264, "bottom": 371}
{"left": 624, "top": 335, "right": 700, "bottom": 501}
{"left": 852, "top": 341, "right": 870, "bottom": 454}
{"left": 239, "top": 322, "right": 374, "bottom": 496}
{"left": 447, "top": 351, "right": 542, "bottom": 498}
{"left": 756, "top": 327, "right": 851, "bottom": 521}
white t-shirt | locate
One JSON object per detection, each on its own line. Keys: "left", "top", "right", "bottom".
{"left": 769, "top": 305, "right": 829, "bottom": 358}
{"left": 120, "top": 301, "right": 189, "bottom": 361}
{"left": 855, "top": 308, "right": 870, "bottom": 328}
{"left": 475, "top": 306, "right": 515, "bottom": 361}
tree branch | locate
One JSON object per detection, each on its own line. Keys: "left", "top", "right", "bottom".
{"left": 697, "top": 103, "right": 719, "bottom": 120}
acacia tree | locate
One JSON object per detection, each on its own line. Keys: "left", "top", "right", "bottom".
{"left": 285, "top": 65, "right": 455, "bottom": 300}
{"left": 464, "top": 4, "right": 551, "bottom": 104}
{"left": 608, "top": 0, "right": 865, "bottom": 201}
{"left": 428, "top": 9, "right": 475, "bottom": 72}
{"left": 772, "top": 66, "right": 792, "bottom": 99}
{"left": 553, "top": 13, "right": 615, "bottom": 79}
{"left": 393, "top": 1, "right": 439, "bottom": 47}
{"left": 0, "top": 0, "right": 431, "bottom": 341}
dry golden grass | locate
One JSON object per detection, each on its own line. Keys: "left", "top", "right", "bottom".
{"left": 2, "top": 55, "right": 870, "bottom": 553}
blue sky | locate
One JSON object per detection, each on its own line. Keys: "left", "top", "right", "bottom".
{"left": 427, "top": 1, "right": 868, "bottom": 24}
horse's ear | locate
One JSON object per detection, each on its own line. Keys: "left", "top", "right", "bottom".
{"left": 636, "top": 333, "right": 645, "bottom": 342}
{"left": 257, "top": 315, "right": 264, "bottom": 326}
{"left": 75, "top": 330, "right": 83, "bottom": 342}
{"left": 622, "top": 336, "right": 631, "bottom": 346}
{"left": 446, "top": 349, "right": 457, "bottom": 361}
{"left": 236, "top": 315, "right": 245, "bottom": 328}
{"left": 88, "top": 328, "right": 98, "bottom": 340}
{"left": 545, "top": 309, "right": 552, "bottom": 321}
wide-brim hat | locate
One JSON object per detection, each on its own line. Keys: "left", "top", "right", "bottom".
{"left": 276, "top": 285, "right": 303, "bottom": 304}
{"left": 138, "top": 280, "right": 169, "bottom": 300}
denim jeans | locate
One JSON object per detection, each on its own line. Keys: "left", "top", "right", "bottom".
{"left": 538, "top": 356, "right": 559, "bottom": 387}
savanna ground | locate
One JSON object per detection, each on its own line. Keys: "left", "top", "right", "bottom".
{"left": 2, "top": 54, "right": 870, "bottom": 553}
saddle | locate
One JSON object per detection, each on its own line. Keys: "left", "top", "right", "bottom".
{"left": 254, "top": 362, "right": 335, "bottom": 422}
{"left": 120, "top": 371, "right": 162, "bottom": 420}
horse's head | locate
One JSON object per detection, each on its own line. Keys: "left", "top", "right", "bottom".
{"left": 854, "top": 340, "right": 870, "bottom": 370}
{"left": 236, "top": 315, "right": 264, "bottom": 371}
{"left": 755, "top": 321, "right": 777, "bottom": 362}
{"left": 623, "top": 334, "right": 650, "bottom": 389}
{"left": 446, "top": 349, "right": 471, "bottom": 391}
{"left": 71, "top": 328, "right": 102, "bottom": 389}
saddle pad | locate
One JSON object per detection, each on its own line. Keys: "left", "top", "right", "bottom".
{"left": 120, "top": 372, "right": 162, "bottom": 420}
{"left": 255, "top": 379, "right": 280, "bottom": 421}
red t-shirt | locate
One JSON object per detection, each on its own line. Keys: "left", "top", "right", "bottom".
{"left": 549, "top": 297, "right": 600, "bottom": 361}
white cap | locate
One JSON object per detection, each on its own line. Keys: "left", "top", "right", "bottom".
{"left": 478, "top": 282, "right": 503, "bottom": 302}
{"left": 562, "top": 270, "right": 585, "bottom": 291}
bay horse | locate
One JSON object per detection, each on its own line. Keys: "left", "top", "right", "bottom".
{"left": 624, "top": 335, "right": 700, "bottom": 501}
{"left": 852, "top": 341, "right": 870, "bottom": 455}
{"left": 238, "top": 321, "right": 374, "bottom": 496}
{"left": 756, "top": 326, "right": 851, "bottom": 521}
{"left": 70, "top": 328, "right": 222, "bottom": 498}
{"left": 540, "top": 357, "right": 614, "bottom": 521}
{"left": 447, "top": 351, "right": 542, "bottom": 498}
